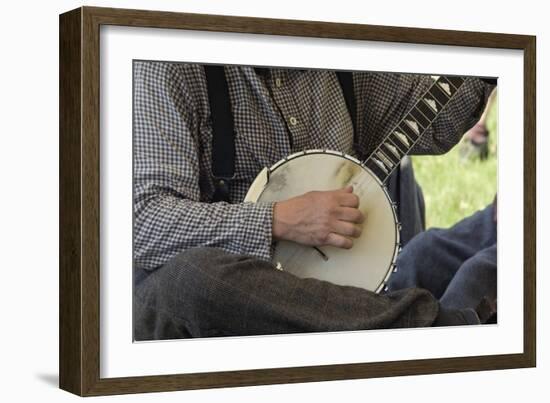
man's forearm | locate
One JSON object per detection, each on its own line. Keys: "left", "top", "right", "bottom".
{"left": 134, "top": 192, "right": 275, "bottom": 271}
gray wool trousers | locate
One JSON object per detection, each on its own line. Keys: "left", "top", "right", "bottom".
{"left": 133, "top": 247, "right": 440, "bottom": 340}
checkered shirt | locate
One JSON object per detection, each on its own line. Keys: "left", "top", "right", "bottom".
{"left": 133, "top": 61, "right": 492, "bottom": 271}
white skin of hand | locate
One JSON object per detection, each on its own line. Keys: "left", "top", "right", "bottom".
{"left": 272, "top": 186, "right": 365, "bottom": 249}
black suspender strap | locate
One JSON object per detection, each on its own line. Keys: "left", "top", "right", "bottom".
{"left": 336, "top": 71, "right": 357, "bottom": 136}
{"left": 204, "top": 65, "right": 236, "bottom": 203}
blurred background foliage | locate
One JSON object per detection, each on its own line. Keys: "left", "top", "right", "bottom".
{"left": 412, "top": 92, "right": 498, "bottom": 229}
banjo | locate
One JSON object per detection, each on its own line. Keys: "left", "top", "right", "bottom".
{"left": 244, "top": 75, "right": 466, "bottom": 292}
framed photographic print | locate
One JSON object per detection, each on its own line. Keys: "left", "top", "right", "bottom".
{"left": 59, "top": 6, "right": 536, "bottom": 396}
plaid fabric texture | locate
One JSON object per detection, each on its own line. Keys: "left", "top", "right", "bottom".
{"left": 134, "top": 61, "right": 491, "bottom": 271}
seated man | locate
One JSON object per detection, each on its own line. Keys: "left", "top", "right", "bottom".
{"left": 133, "top": 62, "right": 495, "bottom": 340}
{"left": 386, "top": 200, "right": 497, "bottom": 316}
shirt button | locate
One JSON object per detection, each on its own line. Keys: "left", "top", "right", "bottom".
{"left": 289, "top": 116, "right": 298, "bottom": 126}
{"left": 275, "top": 78, "right": 282, "bottom": 88}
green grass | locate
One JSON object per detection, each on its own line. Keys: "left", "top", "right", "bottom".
{"left": 411, "top": 95, "right": 498, "bottom": 229}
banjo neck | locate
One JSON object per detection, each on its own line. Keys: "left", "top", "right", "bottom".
{"left": 363, "top": 75, "right": 467, "bottom": 183}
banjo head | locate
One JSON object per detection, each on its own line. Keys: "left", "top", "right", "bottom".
{"left": 245, "top": 150, "right": 399, "bottom": 292}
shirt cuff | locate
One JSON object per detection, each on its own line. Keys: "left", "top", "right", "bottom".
{"left": 239, "top": 201, "right": 276, "bottom": 262}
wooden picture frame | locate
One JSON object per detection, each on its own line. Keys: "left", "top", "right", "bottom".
{"left": 59, "top": 6, "right": 536, "bottom": 396}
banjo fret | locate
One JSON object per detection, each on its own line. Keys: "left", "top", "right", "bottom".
{"left": 419, "top": 98, "right": 438, "bottom": 119}
{"left": 409, "top": 106, "right": 431, "bottom": 129}
{"left": 438, "top": 81, "right": 452, "bottom": 96}
{"left": 428, "top": 84, "right": 451, "bottom": 108}
{"left": 384, "top": 142, "right": 401, "bottom": 159}
{"left": 372, "top": 157, "right": 390, "bottom": 174}
{"left": 375, "top": 150, "right": 394, "bottom": 169}
{"left": 399, "top": 121, "right": 420, "bottom": 142}
{"left": 441, "top": 75, "right": 462, "bottom": 91}
{"left": 404, "top": 116, "right": 424, "bottom": 135}
{"left": 392, "top": 130, "right": 412, "bottom": 150}
{"left": 387, "top": 132, "right": 409, "bottom": 155}
{"left": 365, "top": 158, "right": 389, "bottom": 180}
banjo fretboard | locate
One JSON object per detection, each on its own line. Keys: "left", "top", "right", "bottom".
{"left": 364, "top": 75, "right": 466, "bottom": 183}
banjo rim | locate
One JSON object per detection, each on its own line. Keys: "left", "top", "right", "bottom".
{"left": 258, "top": 149, "right": 401, "bottom": 293}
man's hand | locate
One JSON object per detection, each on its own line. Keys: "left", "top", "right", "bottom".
{"left": 272, "top": 186, "right": 365, "bottom": 249}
